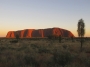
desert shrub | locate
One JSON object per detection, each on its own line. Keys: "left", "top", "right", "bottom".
{"left": 71, "top": 36, "right": 74, "bottom": 42}
{"left": 68, "top": 44, "right": 81, "bottom": 53}
{"left": 10, "top": 40, "right": 18, "bottom": 43}
{"left": 53, "top": 50, "right": 73, "bottom": 67}
{"left": 16, "top": 46, "right": 27, "bottom": 51}
{"left": 84, "top": 47, "right": 90, "bottom": 53}
{"left": 0, "top": 47, "right": 7, "bottom": 51}
{"left": 78, "top": 52, "right": 87, "bottom": 62}
{"left": 47, "top": 35, "right": 58, "bottom": 40}
{"left": 47, "top": 35, "right": 52, "bottom": 39}
{"left": 24, "top": 55, "right": 38, "bottom": 66}
{"left": 85, "top": 57, "right": 90, "bottom": 67}
{"left": 34, "top": 53, "right": 53, "bottom": 67}
{"left": 38, "top": 46, "right": 49, "bottom": 53}
{"left": 62, "top": 44, "right": 68, "bottom": 49}
{"left": 30, "top": 44, "right": 39, "bottom": 49}
{"left": 76, "top": 52, "right": 90, "bottom": 67}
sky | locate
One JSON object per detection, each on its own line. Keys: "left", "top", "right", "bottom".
{"left": 0, "top": 0, "right": 90, "bottom": 37}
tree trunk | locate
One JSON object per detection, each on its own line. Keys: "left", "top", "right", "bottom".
{"left": 81, "top": 37, "right": 83, "bottom": 52}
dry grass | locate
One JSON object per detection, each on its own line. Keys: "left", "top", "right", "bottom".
{"left": 0, "top": 38, "right": 90, "bottom": 67}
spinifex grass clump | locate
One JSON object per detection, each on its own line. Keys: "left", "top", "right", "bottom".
{"left": 53, "top": 50, "right": 73, "bottom": 67}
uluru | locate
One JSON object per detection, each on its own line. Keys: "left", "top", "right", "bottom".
{"left": 6, "top": 27, "right": 74, "bottom": 38}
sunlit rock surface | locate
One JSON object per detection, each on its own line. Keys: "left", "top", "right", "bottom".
{"left": 6, "top": 27, "right": 74, "bottom": 38}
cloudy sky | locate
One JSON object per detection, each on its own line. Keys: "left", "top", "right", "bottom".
{"left": 0, "top": 0, "right": 90, "bottom": 37}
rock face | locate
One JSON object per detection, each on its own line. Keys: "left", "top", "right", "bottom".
{"left": 6, "top": 27, "right": 74, "bottom": 38}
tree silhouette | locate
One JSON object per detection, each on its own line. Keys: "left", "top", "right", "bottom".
{"left": 71, "top": 36, "right": 74, "bottom": 42}
{"left": 15, "top": 32, "right": 19, "bottom": 41}
{"left": 77, "top": 19, "right": 85, "bottom": 51}
{"left": 59, "top": 35, "right": 62, "bottom": 43}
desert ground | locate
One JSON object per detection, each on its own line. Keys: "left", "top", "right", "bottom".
{"left": 0, "top": 37, "right": 90, "bottom": 67}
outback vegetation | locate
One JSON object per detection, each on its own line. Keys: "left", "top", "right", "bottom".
{"left": 0, "top": 37, "right": 90, "bottom": 67}
{"left": 77, "top": 19, "right": 85, "bottom": 52}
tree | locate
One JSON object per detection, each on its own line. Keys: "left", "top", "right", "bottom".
{"left": 71, "top": 36, "right": 74, "bottom": 42}
{"left": 59, "top": 35, "right": 62, "bottom": 43}
{"left": 15, "top": 32, "right": 20, "bottom": 41}
{"left": 77, "top": 19, "right": 85, "bottom": 51}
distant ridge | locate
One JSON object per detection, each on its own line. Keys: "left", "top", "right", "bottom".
{"left": 6, "top": 27, "right": 74, "bottom": 38}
